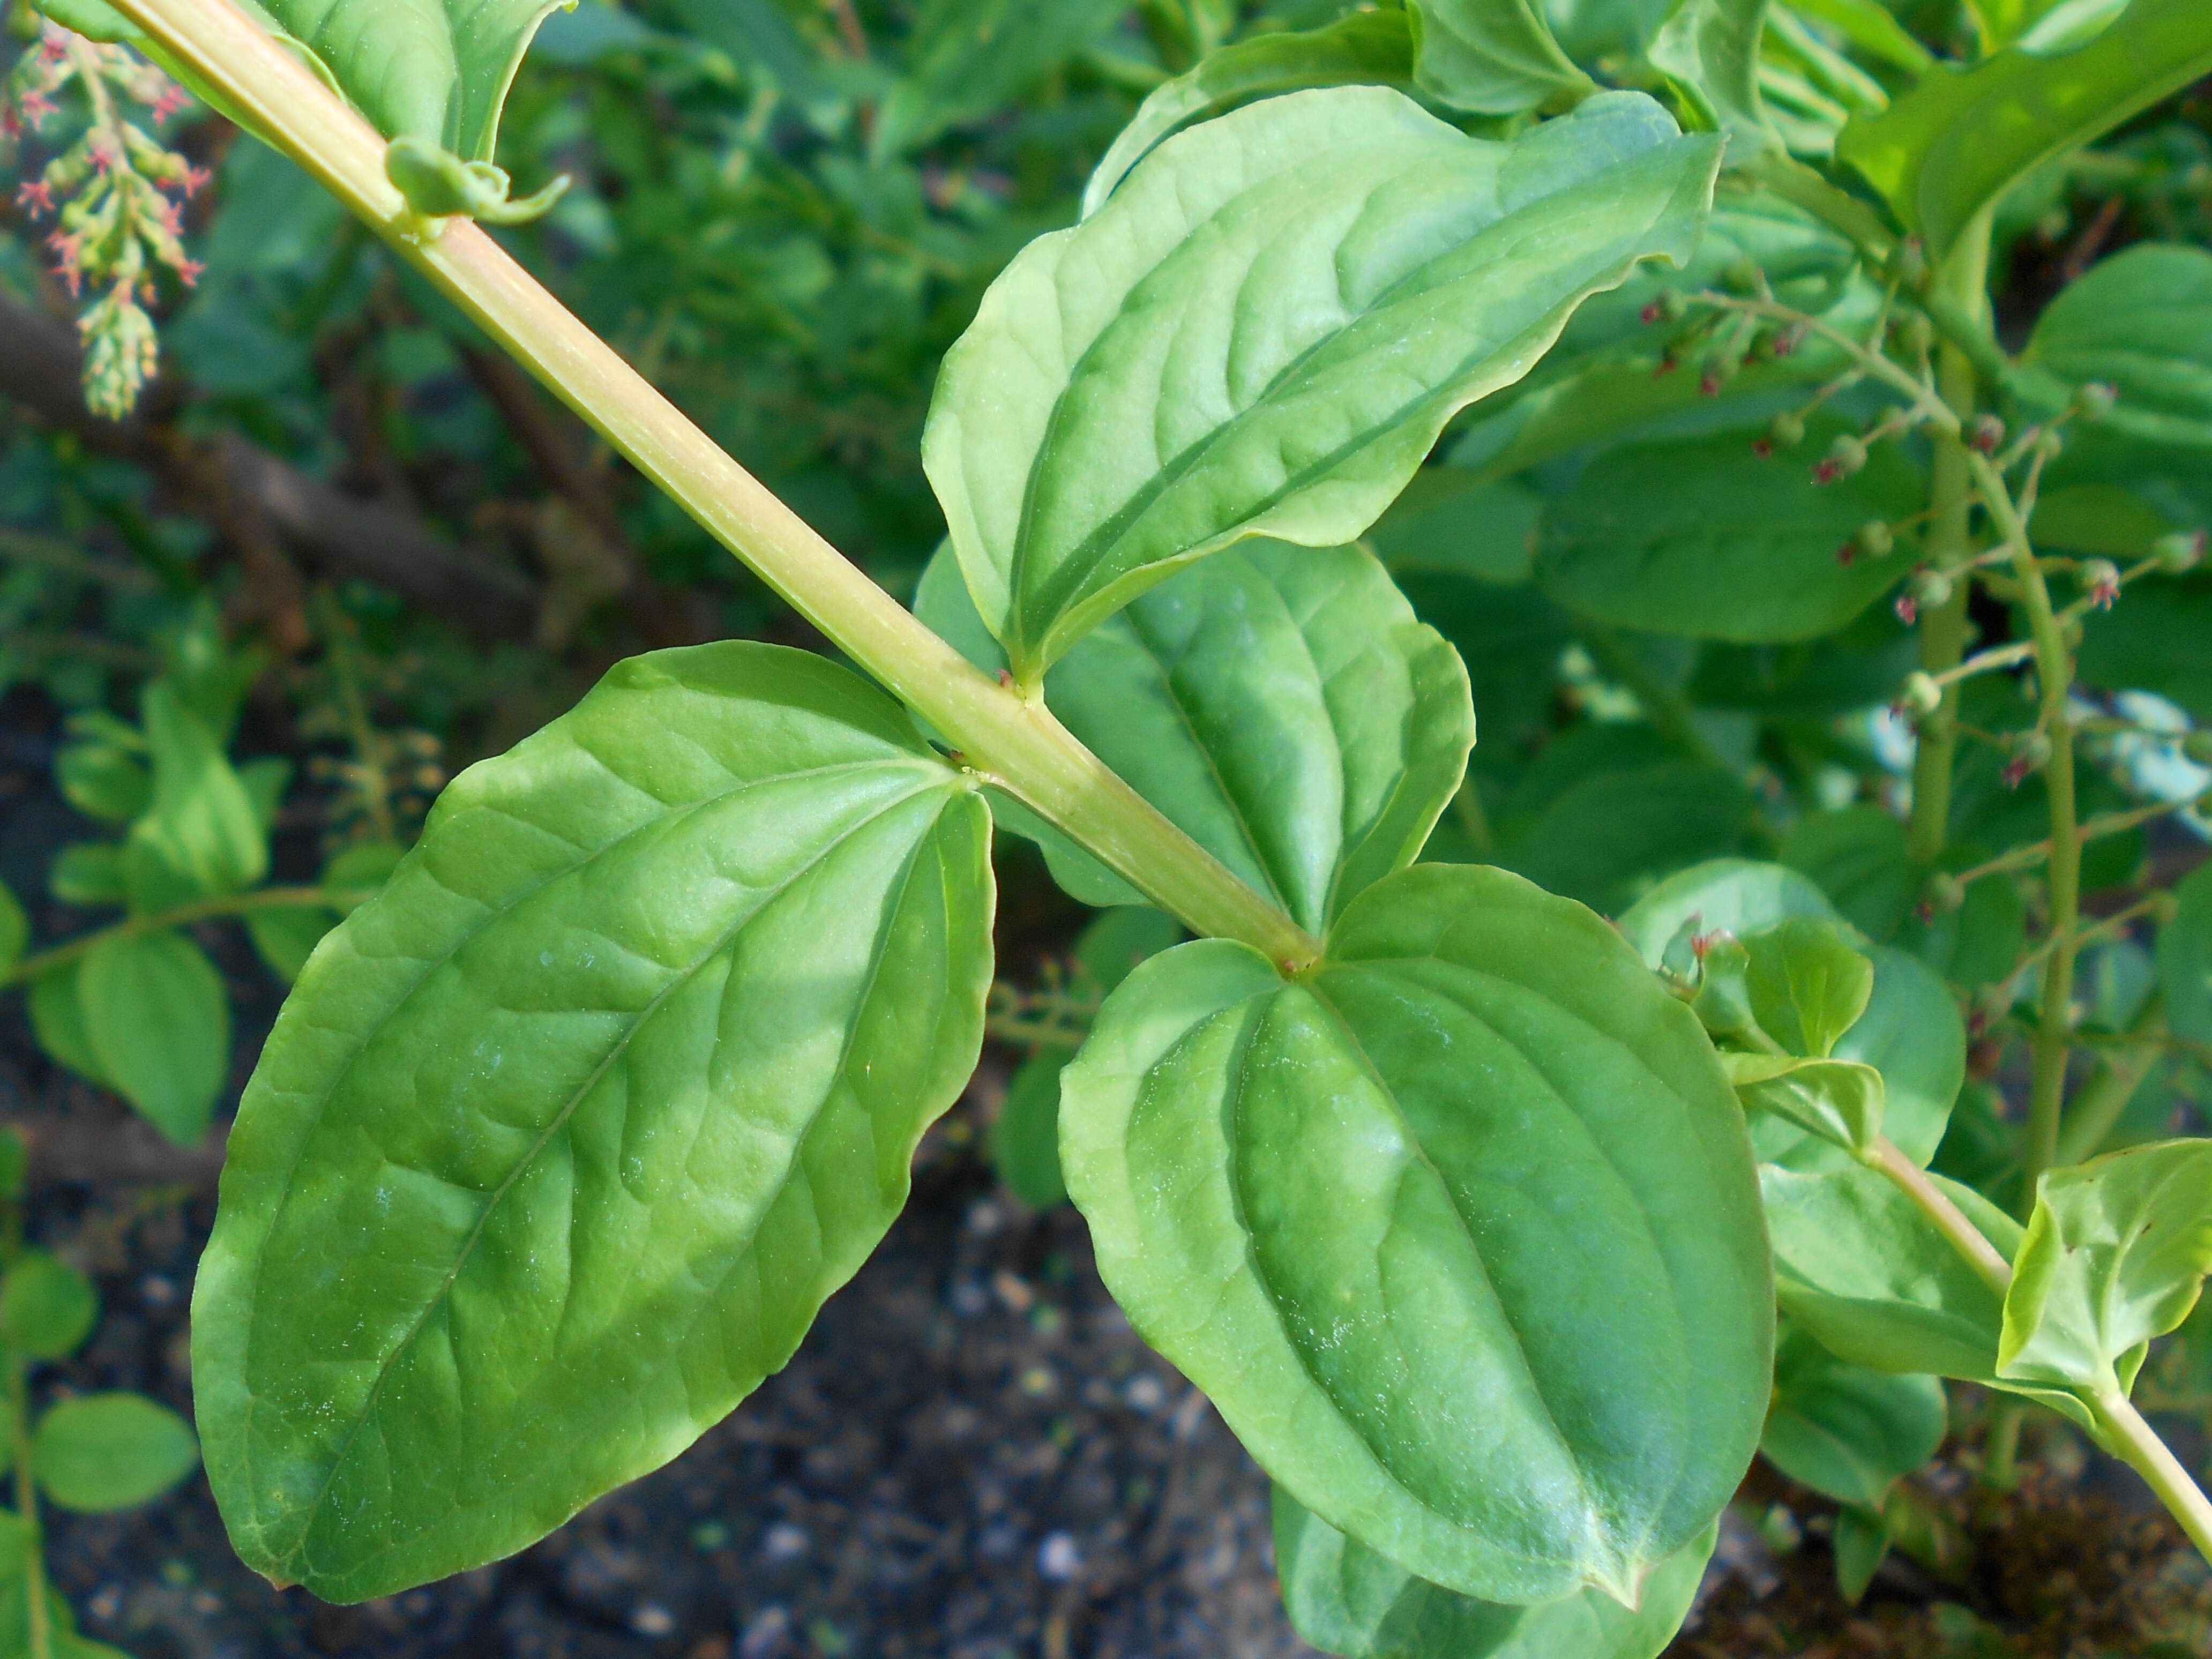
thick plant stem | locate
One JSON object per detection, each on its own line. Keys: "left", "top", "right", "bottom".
{"left": 1907, "top": 223, "right": 1990, "bottom": 866}
{"left": 0, "top": 886, "right": 378, "bottom": 991}
{"left": 106, "top": 0, "right": 1323, "bottom": 972}
{"left": 1971, "top": 451, "right": 2079, "bottom": 1195}
{"left": 2093, "top": 1386, "right": 2212, "bottom": 1563}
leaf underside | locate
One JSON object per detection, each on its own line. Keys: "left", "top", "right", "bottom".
{"left": 192, "top": 644, "right": 993, "bottom": 1601}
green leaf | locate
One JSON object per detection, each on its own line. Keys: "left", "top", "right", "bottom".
{"left": 31, "top": 0, "right": 141, "bottom": 42}
{"left": 245, "top": 906, "right": 339, "bottom": 985}
{"left": 1727, "top": 1053, "right": 1887, "bottom": 1156}
{"left": 873, "top": 0, "right": 1131, "bottom": 158}
{"left": 2162, "top": 863, "right": 2212, "bottom": 1046}
{"left": 2024, "top": 244, "right": 2212, "bottom": 451}
{"left": 79, "top": 930, "right": 229, "bottom": 1147}
{"left": 32, "top": 1394, "right": 200, "bottom": 1513}
{"left": 123, "top": 683, "right": 267, "bottom": 913}
{"left": 192, "top": 644, "right": 993, "bottom": 1602}
{"left": 383, "top": 136, "right": 570, "bottom": 225}
{"left": 0, "top": 886, "right": 23, "bottom": 981}
{"left": 917, "top": 539, "right": 1473, "bottom": 935}
{"left": 1082, "top": 11, "right": 1417, "bottom": 216}
{"left": 1071, "top": 906, "right": 1181, "bottom": 995}
{"left": 48, "top": 845, "right": 126, "bottom": 909}
{"left": 53, "top": 737, "right": 149, "bottom": 826}
{"left": 1534, "top": 416, "right": 1919, "bottom": 641}
{"left": 324, "top": 840, "right": 408, "bottom": 894}
{"left": 2076, "top": 574, "right": 2212, "bottom": 723}
{"left": 1900, "top": 868, "right": 2026, "bottom": 993}
{"left": 1999, "top": 1139, "right": 2212, "bottom": 1395}
{"left": 1761, "top": 1325, "right": 1946, "bottom": 1509}
{"left": 1408, "top": 0, "right": 1595, "bottom": 116}
{"left": 925, "top": 88, "right": 1721, "bottom": 678}
{"left": 1745, "top": 915, "right": 1875, "bottom": 1058}
{"left": 1062, "top": 864, "right": 1770, "bottom": 1605}
{"left": 244, "top": 0, "right": 570, "bottom": 162}
{"left": 1369, "top": 472, "right": 1544, "bottom": 587}
{"left": 0, "top": 1253, "right": 99, "bottom": 1362}
{"left": 1780, "top": 805, "right": 1916, "bottom": 943}
{"left": 990, "top": 1051, "right": 1070, "bottom": 1210}
{"left": 1648, "top": 0, "right": 1779, "bottom": 154}
{"left": 1787, "top": 0, "right": 1933, "bottom": 73}
{"left": 1616, "top": 857, "right": 1835, "bottom": 962}
{"left": 1273, "top": 1486, "right": 1716, "bottom": 1659}
{"left": 1832, "top": 1505, "right": 1890, "bottom": 1604}
{"left": 25, "top": 965, "right": 111, "bottom": 1091}
{"left": 1491, "top": 756, "right": 1754, "bottom": 915}
{"left": 1834, "top": 0, "right": 2212, "bottom": 258}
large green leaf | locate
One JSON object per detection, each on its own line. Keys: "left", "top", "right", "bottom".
{"left": 1273, "top": 1486, "right": 1716, "bottom": 1659}
{"left": 1407, "top": 0, "right": 1595, "bottom": 115}
{"left": 918, "top": 540, "right": 1471, "bottom": 934}
{"left": 1534, "top": 416, "right": 1920, "bottom": 641}
{"left": 2024, "top": 244, "right": 2212, "bottom": 451}
{"left": 242, "top": 0, "right": 567, "bottom": 161}
{"left": 1062, "top": 864, "right": 1770, "bottom": 1605}
{"left": 192, "top": 644, "right": 994, "bottom": 1602}
{"left": 2163, "top": 863, "right": 2212, "bottom": 1047}
{"left": 1760, "top": 1325, "right": 1946, "bottom": 1510}
{"left": 2000, "top": 1139, "right": 2212, "bottom": 1395}
{"left": 1082, "top": 11, "right": 1417, "bottom": 216}
{"left": 924, "top": 88, "right": 1721, "bottom": 680}
{"left": 1835, "top": 0, "right": 2212, "bottom": 258}
{"left": 1647, "top": 0, "right": 1778, "bottom": 155}
{"left": 873, "top": 0, "right": 1131, "bottom": 158}
{"left": 79, "top": 930, "right": 230, "bottom": 1147}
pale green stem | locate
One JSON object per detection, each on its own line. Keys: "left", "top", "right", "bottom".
{"left": 1908, "top": 221, "right": 1990, "bottom": 866}
{"left": 104, "top": 0, "right": 1323, "bottom": 973}
{"left": 0, "top": 886, "right": 376, "bottom": 991}
{"left": 1866, "top": 1140, "right": 2013, "bottom": 1295}
{"left": 1970, "top": 450, "right": 2079, "bottom": 1197}
{"left": 1950, "top": 797, "right": 2203, "bottom": 888}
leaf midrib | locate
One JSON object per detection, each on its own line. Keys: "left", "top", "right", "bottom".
{"left": 252, "top": 757, "right": 951, "bottom": 1574}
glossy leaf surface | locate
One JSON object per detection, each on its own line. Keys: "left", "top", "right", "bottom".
{"left": 1534, "top": 417, "right": 1920, "bottom": 641}
{"left": 193, "top": 644, "right": 993, "bottom": 1602}
{"left": 1063, "top": 864, "right": 1770, "bottom": 1605}
{"left": 925, "top": 87, "right": 1721, "bottom": 678}
{"left": 2000, "top": 1140, "right": 2212, "bottom": 1394}
{"left": 1082, "top": 11, "right": 1416, "bottom": 216}
{"left": 1273, "top": 1486, "right": 1715, "bottom": 1659}
{"left": 1408, "top": 0, "right": 1594, "bottom": 115}
{"left": 33, "top": 1394, "right": 200, "bottom": 1514}
{"left": 1835, "top": 0, "right": 2212, "bottom": 257}
{"left": 1761, "top": 1327, "right": 1946, "bottom": 1510}
{"left": 2025, "top": 244, "right": 2212, "bottom": 451}
{"left": 918, "top": 540, "right": 1473, "bottom": 935}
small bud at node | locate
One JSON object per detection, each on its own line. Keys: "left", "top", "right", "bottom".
{"left": 2153, "top": 529, "right": 2207, "bottom": 574}
{"left": 1894, "top": 239, "right": 1929, "bottom": 289}
{"left": 2073, "top": 382, "right": 2117, "bottom": 421}
{"left": 1901, "top": 671, "right": 1942, "bottom": 716}
{"left": 1925, "top": 872, "right": 1966, "bottom": 914}
{"left": 1821, "top": 432, "right": 1867, "bottom": 481}
{"left": 1856, "top": 520, "right": 1895, "bottom": 559}
{"left": 1911, "top": 568, "right": 1954, "bottom": 610}
{"left": 1721, "top": 257, "right": 1762, "bottom": 296}
{"left": 2080, "top": 559, "right": 2120, "bottom": 609}
{"left": 1768, "top": 411, "right": 1806, "bottom": 450}
{"left": 1968, "top": 414, "right": 2005, "bottom": 454}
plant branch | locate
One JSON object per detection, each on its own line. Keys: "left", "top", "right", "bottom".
{"left": 1949, "top": 794, "right": 2206, "bottom": 887}
{"left": 1867, "top": 1140, "right": 2013, "bottom": 1295}
{"left": 0, "top": 886, "right": 375, "bottom": 991}
{"left": 2092, "top": 1386, "right": 2212, "bottom": 1563}
{"left": 104, "top": 0, "right": 1323, "bottom": 972}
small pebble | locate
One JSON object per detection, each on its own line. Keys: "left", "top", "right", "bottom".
{"left": 1037, "top": 1532, "right": 1082, "bottom": 1583}
{"left": 1122, "top": 1374, "right": 1165, "bottom": 1414}
{"left": 949, "top": 1279, "right": 990, "bottom": 1317}
{"left": 190, "top": 1589, "right": 222, "bottom": 1615}
{"left": 632, "top": 1602, "right": 677, "bottom": 1637}
{"left": 760, "top": 1521, "right": 811, "bottom": 1564}
{"left": 738, "top": 1605, "right": 791, "bottom": 1659}
{"left": 965, "top": 1199, "right": 1005, "bottom": 1237}
{"left": 140, "top": 1274, "right": 177, "bottom": 1308}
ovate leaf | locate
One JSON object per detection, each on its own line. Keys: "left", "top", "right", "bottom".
{"left": 1063, "top": 865, "right": 1770, "bottom": 1605}
{"left": 2024, "top": 244, "right": 2212, "bottom": 451}
{"left": 79, "top": 929, "right": 230, "bottom": 1147}
{"left": 925, "top": 87, "right": 1721, "bottom": 678}
{"left": 1725, "top": 1053, "right": 1886, "bottom": 1157}
{"left": 0, "top": 1253, "right": 98, "bottom": 1362}
{"left": 2000, "top": 1139, "right": 2212, "bottom": 1395}
{"left": 1835, "top": 0, "right": 2212, "bottom": 258}
{"left": 2162, "top": 863, "right": 2212, "bottom": 1045}
{"left": 244, "top": 0, "right": 569, "bottom": 162}
{"left": 32, "top": 1394, "right": 200, "bottom": 1513}
{"left": 192, "top": 644, "right": 993, "bottom": 1602}
{"left": 1648, "top": 0, "right": 1779, "bottom": 155}
{"left": 1083, "top": 11, "right": 1416, "bottom": 216}
{"left": 26, "top": 965, "right": 111, "bottom": 1090}
{"left": 1407, "top": 0, "right": 1594, "bottom": 116}
{"left": 1534, "top": 416, "right": 1920, "bottom": 641}
{"left": 1273, "top": 1486, "right": 1716, "bottom": 1659}
{"left": 990, "top": 1051, "right": 1070, "bottom": 1210}
{"left": 1616, "top": 857, "right": 1835, "bottom": 962}
{"left": 1761, "top": 1326, "right": 1946, "bottom": 1510}
{"left": 1744, "top": 915, "right": 1875, "bottom": 1058}
{"left": 123, "top": 683, "right": 267, "bottom": 913}
{"left": 917, "top": 540, "right": 1471, "bottom": 934}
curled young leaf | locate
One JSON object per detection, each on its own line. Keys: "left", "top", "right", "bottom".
{"left": 1062, "top": 864, "right": 1770, "bottom": 1606}
{"left": 1647, "top": 0, "right": 1778, "bottom": 154}
{"left": 1724, "top": 1052, "right": 1886, "bottom": 1158}
{"left": 193, "top": 644, "right": 993, "bottom": 1601}
{"left": 1273, "top": 1485, "right": 1716, "bottom": 1659}
{"left": 925, "top": 87, "right": 1721, "bottom": 679}
{"left": 2000, "top": 1139, "right": 2212, "bottom": 1396}
{"left": 917, "top": 540, "right": 1472, "bottom": 935}
{"left": 1407, "top": 0, "right": 1595, "bottom": 117}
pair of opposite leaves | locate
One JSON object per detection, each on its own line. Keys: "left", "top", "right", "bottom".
{"left": 195, "top": 82, "right": 1769, "bottom": 1615}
